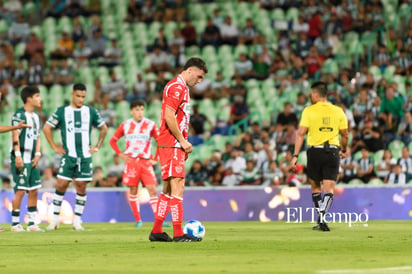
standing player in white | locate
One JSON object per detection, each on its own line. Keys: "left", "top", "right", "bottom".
{"left": 10, "top": 86, "right": 44, "bottom": 232}
{"left": 149, "top": 57, "right": 208, "bottom": 242}
{"left": 43, "top": 83, "right": 107, "bottom": 230}
{"left": 109, "top": 100, "right": 170, "bottom": 228}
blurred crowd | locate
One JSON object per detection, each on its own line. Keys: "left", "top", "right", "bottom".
{"left": 1, "top": 0, "right": 412, "bottom": 189}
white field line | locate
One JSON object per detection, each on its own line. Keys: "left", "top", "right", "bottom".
{"left": 317, "top": 266, "right": 412, "bottom": 274}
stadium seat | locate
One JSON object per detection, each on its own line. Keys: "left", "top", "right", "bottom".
{"left": 369, "top": 178, "right": 384, "bottom": 185}
{"left": 348, "top": 178, "right": 363, "bottom": 185}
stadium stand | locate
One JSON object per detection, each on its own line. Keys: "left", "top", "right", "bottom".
{"left": 0, "top": 0, "right": 412, "bottom": 188}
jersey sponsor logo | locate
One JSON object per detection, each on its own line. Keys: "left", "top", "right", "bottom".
{"left": 319, "top": 127, "right": 333, "bottom": 132}
{"left": 125, "top": 135, "right": 149, "bottom": 141}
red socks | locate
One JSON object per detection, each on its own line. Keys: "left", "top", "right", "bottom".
{"left": 129, "top": 195, "right": 141, "bottom": 222}
{"left": 152, "top": 193, "right": 171, "bottom": 233}
{"left": 170, "top": 195, "right": 184, "bottom": 237}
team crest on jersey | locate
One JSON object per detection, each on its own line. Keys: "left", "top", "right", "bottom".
{"left": 175, "top": 166, "right": 182, "bottom": 173}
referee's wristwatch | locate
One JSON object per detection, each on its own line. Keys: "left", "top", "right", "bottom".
{"left": 293, "top": 154, "right": 299, "bottom": 158}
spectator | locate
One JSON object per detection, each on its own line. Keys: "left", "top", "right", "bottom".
{"left": 57, "top": 58, "right": 74, "bottom": 85}
{"left": 71, "top": 16, "right": 86, "bottom": 42}
{"left": 146, "top": 46, "right": 169, "bottom": 73}
{"left": 224, "top": 148, "right": 246, "bottom": 177}
{"left": 262, "top": 160, "right": 283, "bottom": 186}
{"left": 73, "top": 38, "right": 92, "bottom": 68}
{"left": 169, "top": 28, "right": 185, "bottom": 53}
{"left": 398, "top": 111, "right": 412, "bottom": 145}
{"left": 152, "top": 71, "right": 169, "bottom": 100}
{"left": 221, "top": 167, "right": 238, "bottom": 186}
{"left": 101, "top": 39, "right": 122, "bottom": 67}
{"left": 242, "top": 142, "right": 258, "bottom": 162}
{"left": 323, "top": 11, "right": 343, "bottom": 37}
{"left": 22, "top": 33, "right": 44, "bottom": 61}
{"left": 275, "top": 102, "right": 298, "bottom": 131}
{"left": 228, "top": 75, "right": 247, "bottom": 102}
{"left": 12, "top": 59, "right": 27, "bottom": 87}
{"left": 230, "top": 95, "right": 249, "bottom": 125}
{"left": 99, "top": 93, "right": 116, "bottom": 128}
{"left": 239, "top": 18, "right": 258, "bottom": 46}
{"left": 186, "top": 160, "right": 208, "bottom": 186}
{"left": 376, "top": 149, "right": 396, "bottom": 181}
{"left": 397, "top": 146, "right": 412, "bottom": 180}
{"left": 87, "top": 28, "right": 107, "bottom": 59}
{"left": 180, "top": 19, "right": 197, "bottom": 47}
{"left": 152, "top": 28, "right": 169, "bottom": 52}
{"left": 293, "top": 16, "right": 309, "bottom": 35}
{"left": 305, "top": 46, "right": 324, "bottom": 78}
{"left": 164, "top": 0, "right": 186, "bottom": 24}
{"left": 90, "top": 166, "right": 107, "bottom": 187}
{"left": 102, "top": 70, "right": 127, "bottom": 102}
{"left": 314, "top": 32, "right": 333, "bottom": 59}
{"left": 168, "top": 44, "right": 186, "bottom": 74}
{"left": 50, "top": 32, "right": 74, "bottom": 60}
{"left": 191, "top": 77, "right": 211, "bottom": 100}
{"left": 209, "top": 71, "right": 229, "bottom": 100}
{"left": 338, "top": 147, "right": 356, "bottom": 183}
{"left": 8, "top": 13, "right": 30, "bottom": 46}
{"left": 380, "top": 86, "right": 404, "bottom": 130}
{"left": 201, "top": 17, "right": 220, "bottom": 48}
{"left": 307, "top": 10, "right": 322, "bottom": 41}
{"left": 357, "top": 147, "right": 377, "bottom": 183}
{"left": 385, "top": 163, "right": 408, "bottom": 184}
{"left": 239, "top": 159, "right": 261, "bottom": 185}
{"left": 220, "top": 16, "right": 239, "bottom": 46}
{"left": 234, "top": 53, "right": 253, "bottom": 80}
{"left": 141, "top": 1, "right": 156, "bottom": 24}
{"left": 352, "top": 88, "right": 372, "bottom": 125}
{"left": 127, "top": 73, "right": 149, "bottom": 102}
{"left": 125, "top": 0, "right": 141, "bottom": 23}
{"left": 26, "top": 53, "right": 44, "bottom": 85}
{"left": 295, "top": 32, "right": 312, "bottom": 59}
{"left": 189, "top": 104, "right": 213, "bottom": 140}
{"left": 251, "top": 54, "right": 270, "bottom": 80}
{"left": 41, "top": 167, "right": 57, "bottom": 189}
{"left": 43, "top": 59, "right": 60, "bottom": 87}
{"left": 106, "top": 154, "right": 124, "bottom": 187}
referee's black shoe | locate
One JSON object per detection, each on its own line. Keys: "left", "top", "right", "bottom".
{"left": 312, "top": 224, "right": 321, "bottom": 230}
{"left": 173, "top": 234, "right": 202, "bottom": 242}
{"left": 319, "top": 222, "right": 330, "bottom": 232}
{"left": 149, "top": 231, "right": 173, "bottom": 242}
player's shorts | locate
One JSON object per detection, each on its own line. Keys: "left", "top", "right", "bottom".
{"left": 158, "top": 147, "right": 186, "bottom": 180}
{"left": 306, "top": 147, "right": 340, "bottom": 182}
{"left": 57, "top": 155, "right": 93, "bottom": 182}
{"left": 122, "top": 158, "right": 157, "bottom": 187}
{"left": 11, "top": 161, "right": 41, "bottom": 192}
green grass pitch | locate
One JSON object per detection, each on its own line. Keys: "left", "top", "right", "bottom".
{"left": 0, "top": 221, "right": 411, "bottom": 273}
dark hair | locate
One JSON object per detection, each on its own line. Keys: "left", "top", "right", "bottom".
{"left": 20, "top": 85, "right": 40, "bottom": 103}
{"left": 73, "top": 83, "right": 86, "bottom": 92}
{"left": 130, "top": 100, "right": 145, "bottom": 109}
{"left": 311, "top": 81, "right": 328, "bottom": 97}
{"left": 183, "top": 57, "right": 208, "bottom": 73}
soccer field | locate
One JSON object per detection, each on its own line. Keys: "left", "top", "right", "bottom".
{"left": 0, "top": 221, "right": 411, "bottom": 274}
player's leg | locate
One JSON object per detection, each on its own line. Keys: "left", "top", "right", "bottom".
{"left": 306, "top": 148, "right": 323, "bottom": 230}
{"left": 149, "top": 178, "right": 173, "bottom": 242}
{"left": 70, "top": 157, "right": 94, "bottom": 231}
{"left": 122, "top": 159, "right": 142, "bottom": 227}
{"left": 11, "top": 190, "right": 25, "bottom": 232}
{"left": 11, "top": 163, "right": 28, "bottom": 232}
{"left": 27, "top": 167, "right": 44, "bottom": 232}
{"left": 47, "top": 177, "right": 71, "bottom": 230}
{"left": 72, "top": 180, "right": 88, "bottom": 230}
{"left": 128, "top": 186, "right": 143, "bottom": 227}
{"left": 48, "top": 156, "right": 75, "bottom": 230}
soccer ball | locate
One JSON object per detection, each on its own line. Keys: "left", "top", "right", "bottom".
{"left": 183, "top": 220, "right": 206, "bottom": 240}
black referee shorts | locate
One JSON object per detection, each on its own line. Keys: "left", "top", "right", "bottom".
{"left": 306, "top": 147, "right": 340, "bottom": 182}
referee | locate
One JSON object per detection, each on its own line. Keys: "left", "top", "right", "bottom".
{"left": 290, "top": 81, "right": 349, "bottom": 231}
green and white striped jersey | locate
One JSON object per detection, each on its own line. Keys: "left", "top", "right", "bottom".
{"left": 46, "top": 104, "right": 105, "bottom": 159}
{"left": 11, "top": 108, "right": 40, "bottom": 164}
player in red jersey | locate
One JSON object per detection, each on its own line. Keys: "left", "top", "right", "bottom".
{"left": 149, "top": 57, "right": 208, "bottom": 242}
{"left": 110, "top": 100, "right": 168, "bottom": 228}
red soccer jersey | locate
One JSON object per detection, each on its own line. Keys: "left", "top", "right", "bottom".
{"left": 157, "top": 75, "right": 191, "bottom": 148}
{"left": 110, "top": 118, "right": 159, "bottom": 159}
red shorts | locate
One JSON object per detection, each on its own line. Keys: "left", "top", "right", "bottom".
{"left": 158, "top": 147, "right": 186, "bottom": 180}
{"left": 122, "top": 158, "right": 157, "bottom": 187}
